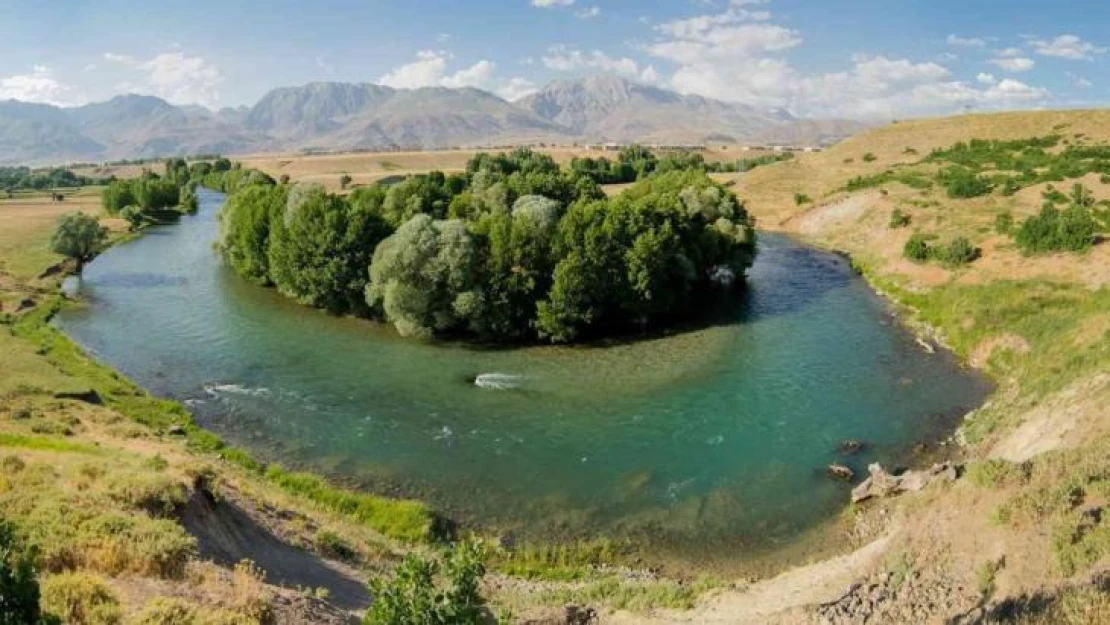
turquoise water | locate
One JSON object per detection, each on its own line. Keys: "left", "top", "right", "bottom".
{"left": 57, "top": 189, "right": 990, "bottom": 561}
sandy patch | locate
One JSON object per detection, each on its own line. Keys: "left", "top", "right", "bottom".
{"left": 990, "top": 373, "right": 1110, "bottom": 462}
{"left": 603, "top": 534, "right": 894, "bottom": 625}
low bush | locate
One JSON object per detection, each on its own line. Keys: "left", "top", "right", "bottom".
{"left": 903, "top": 233, "right": 931, "bottom": 262}
{"left": 793, "top": 193, "right": 812, "bottom": 206}
{"left": 1015, "top": 205, "right": 1098, "bottom": 254}
{"left": 1, "top": 519, "right": 43, "bottom": 625}
{"left": 932, "top": 236, "right": 980, "bottom": 267}
{"left": 365, "top": 540, "right": 486, "bottom": 625}
{"left": 40, "top": 571, "right": 122, "bottom": 625}
{"left": 888, "top": 208, "right": 911, "bottom": 229}
{"left": 995, "top": 211, "right": 1014, "bottom": 235}
{"left": 1050, "top": 510, "right": 1110, "bottom": 577}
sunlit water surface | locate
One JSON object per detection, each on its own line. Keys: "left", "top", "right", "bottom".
{"left": 57, "top": 189, "right": 990, "bottom": 563}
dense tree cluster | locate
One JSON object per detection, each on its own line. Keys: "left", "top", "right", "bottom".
{"left": 218, "top": 148, "right": 757, "bottom": 343}
{"left": 0, "top": 167, "right": 100, "bottom": 192}
{"left": 568, "top": 147, "right": 793, "bottom": 185}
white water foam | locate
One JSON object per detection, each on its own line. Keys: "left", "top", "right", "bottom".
{"left": 474, "top": 373, "right": 525, "bottom": 390}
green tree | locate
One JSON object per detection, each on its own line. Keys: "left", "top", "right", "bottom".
{"left": 268, "top": 184, "right": 391, "bottom": 314}
{"left": 365, "top": 215, "right": 480, "bottom": 338}
{"left": 340, "top": 174, "right": 353, "bottom": 190}
{"left": 219, "top": 184, "right": 287, "bottom": 284}
{"left": 50, "top": 213, "right": 107, "bottom": 272}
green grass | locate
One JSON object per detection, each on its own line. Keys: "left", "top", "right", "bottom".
{"left": 264, "top": 465, "right": 437, "bottom": 543}
{"left": 0, "top": 432, "right": 99, "bottom": 454}
{"left": 532, "top": 575, "right": 721, "bottom": 612}
{"left": 489, "top": 538, "right": 632, "bottom": 581}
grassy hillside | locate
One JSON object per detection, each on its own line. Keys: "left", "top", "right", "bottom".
{"left": 725, "top": 109, "right": 1110, "bottom": 623}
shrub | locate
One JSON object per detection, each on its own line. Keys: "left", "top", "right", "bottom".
{"left": 315, "top": 530, "right": 356, "bottom": 562}
{"left": 1014, "top": 205, "right": 1097, "bottom": 254}
{"left": 0, "top": 520, "right": 42, "bottom": 625}
{"left": 932, "top": 236, "right": 980, "bottom": 267}
{"left": 793, "top": 193, "right": 811, "bottom": 206}
{"left": 903, "top": 233, "right": 931, "bottom": 262}
{"left": 1050, "top": 511, "right": 1109, "bottom": 576}
{"left": 862, "top": 153, "right": 877, "bottom": 162}
{"left": 40, "top": 572, "right": 122, "bottom": 625}
{"left": 940, "top": 167, "right": 993, "bottom": 198}
{"left": 966, "top": 459, "right": 1027, "bottom": 488}
{"left": 995, "top": 211, "right": 1014, "bottom": 235}
{"left": 888, "top": 208, "right": 911, "bottom": 229}
{"left": 365, "top": 540, "right": 487, "bottom": 625}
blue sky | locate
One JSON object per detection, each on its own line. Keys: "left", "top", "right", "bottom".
{"left": 0, "top": 0, "right": 1106, "bottom": 118}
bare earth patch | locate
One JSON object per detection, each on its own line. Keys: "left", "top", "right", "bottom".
{"left": 990, "top": 373, "right": 1110, "bottom": 462}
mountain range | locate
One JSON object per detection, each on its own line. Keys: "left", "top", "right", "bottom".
{"left": 0, "top": 75, "right": 868, "bottom": 166}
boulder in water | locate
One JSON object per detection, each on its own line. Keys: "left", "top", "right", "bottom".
{"left": 838, "top": 439, "right": 866, "bottom": 455}
{"left": 827, "top": 464, "right": 855, "bottom": 481}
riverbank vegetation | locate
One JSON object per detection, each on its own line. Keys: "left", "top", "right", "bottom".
{"left": 218, "top": 147, "right": 758, "bottom": 343}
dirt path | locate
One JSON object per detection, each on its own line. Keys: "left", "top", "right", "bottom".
{"left": 604, "top": 534, "right": 893, "bottom": 624}
{"left": 181, "top": 488, "right": 372, "bottom": 612}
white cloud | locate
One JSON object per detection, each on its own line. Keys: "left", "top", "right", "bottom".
{"left": 103, "top": 50, "right": 223, "bottom": 106}
{"left": 137, "top": 52, "right": 223, "bottom": 107}
{"left": 989, "top": 56, "right": 1035, "bottom": 72}
{"left": 0, "top": 65, "right": 78, "bottom": 105}
{"left": 995, "top": 47, "right": 1024, "bottom": 58}
{"left": 638, "top": 3, "right": 1049, "bottom": 119}
{"left": 1075, "top": 77, "right": 1093, "bottom": 88}
{"left": 575, "top": 6, "right": 600, "bottom": 19}
{"left": 440, "top": 59, "right": 496, "bottom": 89}
{"left": 947, "top": 34, "right": 986, "bottom": 48}
{"left": 542, "top": 45, "right": 640, "bottom": 75}
{"left": 378, "top": 50, "right": 452, "bottom": 88}
{"left": 531, "top": 0, "right": 574, "bottom": 7}
{"left": 379, "top": 50, "right": 530, "bottom": 100}
{"left": 1030, "top": 34, "right": 1106, "bottom": 60}
{"left": 498, "top": 77, "right": 538, "bottom": 101}
{"left": 103, "top": 52, "right": 138, "bottom": 65}
{"left": 977, "top": 72, "right": 997, "bottom": 85}
{"left": 640, "top": 65, "right": 661, "bottom": 84}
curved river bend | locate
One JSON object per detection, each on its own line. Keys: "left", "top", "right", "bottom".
{"left": 58, "top": 189, "right": 990, "bottom": 563}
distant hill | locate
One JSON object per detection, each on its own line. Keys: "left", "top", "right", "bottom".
{"left": 0, "top": 75, "right": 869, "bottom": 166}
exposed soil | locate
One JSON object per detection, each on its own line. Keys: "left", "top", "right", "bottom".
{"left": 180, "top": 485, "right": 372, "bottom": 612}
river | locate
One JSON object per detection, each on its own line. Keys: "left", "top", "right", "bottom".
{"left": 57, "top": 188, "right": 990, "bottom": 565}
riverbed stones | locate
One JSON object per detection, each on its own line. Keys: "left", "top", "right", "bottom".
{"left": 837, "top": 439, "right": 866, "bottom": 455}
{"left": 851, "top": 462, "right": 958, "bottom": 503}
{"left": 827, "top": 464, "right": 855, "bottom": 481}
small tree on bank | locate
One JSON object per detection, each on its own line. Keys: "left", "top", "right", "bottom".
{"left": 49, "top": 213, "right": 107, "bottom": 273}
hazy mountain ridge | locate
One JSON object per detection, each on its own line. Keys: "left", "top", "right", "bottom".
{"left": 0, "top": 76, "right": 867, "bottom": 165}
